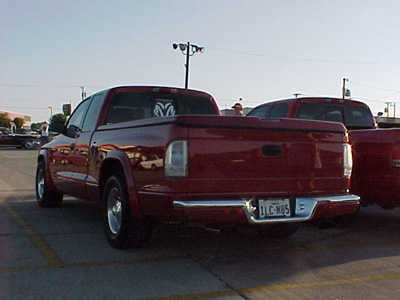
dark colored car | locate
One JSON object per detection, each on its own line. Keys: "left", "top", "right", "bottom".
{"left": 0, "top": 127, "right": 40, "bottom": 149}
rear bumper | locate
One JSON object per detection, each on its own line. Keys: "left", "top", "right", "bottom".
{"left": 173, "top": 194, "right": 360, "bottom": 224}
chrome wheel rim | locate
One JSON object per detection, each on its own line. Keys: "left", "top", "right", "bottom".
{"left": 107, "top": 187, "right": 122, "bottom": 235}
{"left": 37, "top": 168, "right": 45, "bottom": 199}
{"left": 25, "top": 141, "right": 33, "bottom": 149}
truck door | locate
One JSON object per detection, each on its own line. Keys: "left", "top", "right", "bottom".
{"left": 73, "top": 94, "right": 104, "bottom": 201}
{"left": 50, "top": 98, "right": 92, "bottom": 197}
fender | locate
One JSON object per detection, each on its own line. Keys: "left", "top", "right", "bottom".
{"left": 37, "top": 149, "right": 60, "bottom": 193}
{"left": 101, "top": 150, "right": 142, "bottom": 218}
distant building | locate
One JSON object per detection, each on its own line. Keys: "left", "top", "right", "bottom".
{"left": 0, "top": 110, "right": 32, "bottom": 130}
{"left": 376, "top": 116, "right": 400, "bottom": 128}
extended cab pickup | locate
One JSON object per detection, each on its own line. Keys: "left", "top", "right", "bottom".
{"left": 248, "top": 97, "right": 400, "bottom": 209}
{"left": 36, "top": 87, "right": 359, "bottom": 249}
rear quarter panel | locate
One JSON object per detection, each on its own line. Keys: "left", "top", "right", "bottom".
{"left": 350, "top": 128, "right": 400, "bottom": 208}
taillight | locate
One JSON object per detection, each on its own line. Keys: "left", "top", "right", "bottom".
{"left": 343, "top": 143, "right": 353, "bottom": 178}
{"left": 165, "top": 140, "right": 188, "bottom": 178}
{"left": 392, "top": 142, "right": 400, "bottom": 168}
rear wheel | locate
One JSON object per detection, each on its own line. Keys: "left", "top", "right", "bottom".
{"left": 103, "top": 174, "right": 152, "bottom": 249}
{"left": 256, "top": 223, "right": 301, "bottom": 239}
{"left": 23, "top": 140, "right": 34, "bottom": 150}
{"left": 35, "top": 161, "right": 63, "bottom": 207}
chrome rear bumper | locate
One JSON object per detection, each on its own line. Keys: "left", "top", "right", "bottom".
{"left": 173, "top": 194, "right": 360, "bottom": 224}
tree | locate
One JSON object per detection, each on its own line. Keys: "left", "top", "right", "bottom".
{"left": 0, "top": 113, "right": 11, "bottom": 127}
{"left": 13, "top": 117, "right": 24, "bottom": 129}
{"left": 31, "top": 122, "right": 42, "bottom": 131}
{"left": 50, "top": 113, "right": 67, "bottom": 124}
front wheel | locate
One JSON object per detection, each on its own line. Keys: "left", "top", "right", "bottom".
{"left": 256, "top": 223, "right": 301, "bottom": 239}
{"left": 103, "top": 174, "right": 152, "bottom": 249}
{"left": 36, "top": 161, "right": 63, "bottom": 207}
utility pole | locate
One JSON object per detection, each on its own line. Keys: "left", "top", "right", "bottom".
{"left": 386, "top": 102, "right": 397, "bottom": 118}
{"left": 342, "top": 78, "right": 349, "bottom": 99}
{"left": 185, "top": 42, "right": 190, "bottom": 90}
{"left": 80, "top": 86, "right": 86, "bottom": 100}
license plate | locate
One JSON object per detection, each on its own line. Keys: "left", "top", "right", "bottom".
{"left": 258, "top": 198, "right": 291, "bottom": 218}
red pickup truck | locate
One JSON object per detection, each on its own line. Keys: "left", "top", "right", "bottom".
{"left": 36, "top": 87, "right": 359, "bottom": 249}
{"left": 248, "top": 97, "right": 400, "bottom": 209}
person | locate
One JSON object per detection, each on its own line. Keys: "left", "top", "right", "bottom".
{"left": 40, "top": 121, "right": 49, "bottom": 145}
{"left": 232, "top": 102, "right": 244, "bottom": 116}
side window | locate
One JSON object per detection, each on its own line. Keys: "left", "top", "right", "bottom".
{"left": 270, "top": 103, "right": 288, "bottom": 119}
{"left": 82, "top": 95, "right": 103, "bottom": 132}
{"left": 247, "top": 105, "right": 272, "bottom": 119}
{"left": 66, "top": 98, "right": 92, "bottom": 135}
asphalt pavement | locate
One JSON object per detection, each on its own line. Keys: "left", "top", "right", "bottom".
{"left": 0, "top": 149, "right": 399, "bottom": 300}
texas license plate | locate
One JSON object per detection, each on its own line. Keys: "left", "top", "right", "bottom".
{"left": 258, "top": 198, "right": 291, "bottom": 218}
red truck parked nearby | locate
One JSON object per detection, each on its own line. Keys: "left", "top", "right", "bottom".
{"left": 248, "top": 97, "right": 400, "bottom": 209}
{"left": 36, "top": 87, "right": 359, "bottom": 249}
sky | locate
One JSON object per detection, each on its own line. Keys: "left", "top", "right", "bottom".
{"left": 1, "top": 0, "right": 400, "bottom": 123}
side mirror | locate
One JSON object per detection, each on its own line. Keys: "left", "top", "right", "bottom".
{"left": 49, "top": 120, "right": 66, "bottom": 134}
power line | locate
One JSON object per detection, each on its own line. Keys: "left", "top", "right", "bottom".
{"left": 350, "top": 81, "right": 400, "bottom": 93}
{"left": 0, "top": 106, "right": 49, "bottom": 110}
{"left": 0, "top": 84, "right": 105, "bottom": 89}
{"left": 207, "top": 47, "right": 400, "bottom": 66}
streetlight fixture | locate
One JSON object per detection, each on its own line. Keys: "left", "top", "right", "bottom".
{"left": 172, "top": 41, "right": 205, "bottom": 89}
{"left": 342, "top": 78, "right": 351, "bottom": 99}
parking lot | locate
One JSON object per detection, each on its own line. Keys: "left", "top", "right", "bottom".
{"left": 0, "top": 149, "right": 399, "bottom": 300}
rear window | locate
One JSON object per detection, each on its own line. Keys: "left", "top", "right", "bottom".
{"left": 105, "top": 92, "right": 217, "bottom": 124}
{"left": 297, "top": 102, "right": 375, "bottom": 129}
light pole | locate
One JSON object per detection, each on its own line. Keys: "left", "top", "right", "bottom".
{"left": 342, "top": 78, "right": 350, "bottom": 99}
{"left": 48, "top": 106, "right": 53, "bottom": 119}
{"left": 172, "top": 42, "right": 204, "bottom": 89}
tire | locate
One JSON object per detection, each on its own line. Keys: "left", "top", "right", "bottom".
{"left": 35, "top": 161, "right": 63, "bottom": 207}
{"left": 103, "top": 174, "right": 152, "bottom": 249}
{"left": 256, "top": 223, "right": 301, "bottom": 239}
{"left": 23, "top": 140, "right": 34, "bottom": 150}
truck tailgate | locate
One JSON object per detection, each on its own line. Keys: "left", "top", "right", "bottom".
{"left": 184, "top": 116, "right": 347, "bottom": 196}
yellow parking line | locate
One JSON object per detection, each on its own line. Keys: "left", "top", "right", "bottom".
{"left": 140, "top": 290, "right": 237, "bottom": 300}
{"left": 143, "top": 273, "right": 400, "bottom": 300}
{"left": 241, "top": 273, "right": 400, "bottom": 293}
{"left": 2, "top": 204, "right": 64, "bottom": 268}
{"left": 0, "top": 255, "right": 189, "bottom": 273}
{"left": 1, "top": 200, "right": 190, "bottom": 273}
